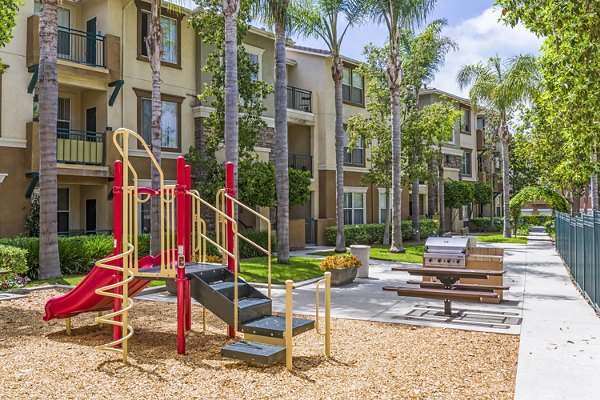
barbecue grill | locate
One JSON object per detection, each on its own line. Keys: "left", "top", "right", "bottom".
{"left": 423, "top": 237, "right": 470, "bottom": 268}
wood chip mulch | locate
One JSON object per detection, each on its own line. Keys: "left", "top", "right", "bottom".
{"left": 0, "top": 290, "right": 519, "bottom": 400}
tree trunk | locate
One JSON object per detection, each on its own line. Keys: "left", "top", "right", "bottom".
{"left": 500, "top": 120, "right": 511, "bottom": 238}
{"left": 490, "top": 153, "right": 495, "bottom": 230}
{"left": 390, "top": 87, "right": 404, "bottom": 252}
{"left": 223, "top": 1, "right": 240, "bottom": 193}
{"left": 383, "top": 187, "right": 391, "bottom": 246}
{"left": 332, "top": 56, "right": 345, "bottom": 252}
{"left": 147, "top": 0, "right": 162, "bottom": 255}
{"left": 38, "top": 0, "right": 61, "bottom": 279}
{"left": 427, "top": 160, "right": 437, "bottom": 217}
{"left": 572, "top": 193, "right": 581, "bottom": 216}
{"left": 438, "top": 149, "right": 446, "bottom": 235}
{"left": 591, "top": 150, "right": 598, "bottom": 211}
{"left": 274, "top": 23, "right": 289, "bottom": 263}
{"left": 411, "top": 179, "right": 420, "bottom": 242}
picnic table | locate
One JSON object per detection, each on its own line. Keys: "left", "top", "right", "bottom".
{"left": 383, "top": 266, "right": 508, "bottom": 316}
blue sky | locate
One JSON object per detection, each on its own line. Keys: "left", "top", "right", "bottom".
{"left": 290, "top": 0, "right": 542, "bottom": 96}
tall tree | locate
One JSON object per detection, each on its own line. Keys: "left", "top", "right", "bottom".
{"left": 294, "top": 0, "right": 369, "bottom": 252}
{"left": 145, "top": 0, "right": 163, "bottom": 255}
{"left": 38, "top": 0, "right": 61, "bottom": 279}
{"left": 399, "top": 19, "right": 456, "bottom": 240}
{"left": 457, "top": 55, "right": 537, "bottom": 237}
{"left": 368, "top": 0, "right": 436, "bottom": 252}
{"left": 253, "top": 0, "right": 294, "bottom": 263}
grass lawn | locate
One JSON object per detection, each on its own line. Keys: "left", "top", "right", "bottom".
{"left": 240, "top": 256, "right": 323, "bottom": 284}
{"left": 25, "top": 275, "right": 165, "bottom": 289}
{"left": 309, "top": 244, "right": 425, "bottom": 264}
{"left": 474, "top": 233, "right": 528, "bottom": 244}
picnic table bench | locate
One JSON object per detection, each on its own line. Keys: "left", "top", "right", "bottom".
{"left": 384, "top": 266, "right": 508, "bottom": 315}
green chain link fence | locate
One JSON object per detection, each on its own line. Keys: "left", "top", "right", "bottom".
{"left": 555, "top": 212, "right": 600, "bottom": 312}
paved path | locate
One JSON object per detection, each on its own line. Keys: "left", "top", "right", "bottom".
{"left": 514, "top": 228, "right": 600, "bottom": 400}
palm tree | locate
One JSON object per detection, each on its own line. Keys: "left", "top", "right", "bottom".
{"left": 400, "top": 19, "right": 457, "bottom": 241}
{"left": 38, "top": 0, "right": 62, "bottom": 279}
{"left": 146, "top": 0, "right": 163, "bottom": 255}
{"left": 457, "top": 55, "right": 538, "bottom": 237}
{"left": 294, "top": 0, "right": 369, "bottom": 252}
{"left": 253, "top": 0, "right": 293, "bottom": 263}
{"left": 369, "top": 0, "right": 436, "bottom": 252}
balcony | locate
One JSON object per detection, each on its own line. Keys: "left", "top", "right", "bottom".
{"left": 287, "top": 86, "right": 312, "bottom": 113}
{"left": 57, "top": 129, "right": 105, "bottom": 166}
{"left": 288, "top": 154, "right": 313, "bottom": 176}
{"left": 57, "top": 26, "right": 105, "bottom": 67}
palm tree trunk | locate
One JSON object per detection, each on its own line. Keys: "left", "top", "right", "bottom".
{"left": 411, "top": 179, "right": 420, "bottom": 241}
{"left": 500, "top": 120, "right": 511, "bottom": 237}
{"left": 274, "top": 22, "right": 289, "bottom": 263}
{"left": 438, "top": 149, "right": 446, "bottom": 235}
{"left": 38, "top": 0, "right": 61, "bottom": 279}
{"left": 383, "top": 187, "right": 391, "bottom": 246}
{"left": 332, "top": 56, "right": 345, "bottom": 252}
{"left": 390, "top": 87, "right": 404, "bottom": 253}
{"left": 591, "top": 149, "right": 598, "bottom": 211}
{"left": 223, "top": 1, "right": 240, "bottom": 193}
{"left": 147, "top": 0, "right": 162, "bottom": 255}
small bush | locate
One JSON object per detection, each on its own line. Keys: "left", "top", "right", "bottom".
{"left": 319, "top": 255, "right": 361, "bottom": 272}
{"left": 521, "top": 215, "right": 552, "bottom": 226}
{"left": 517, "top": 223, "right": 530, "bottom": 236}
{"left": 544, "top": 220, "right": 555, "bottom": 236}
{"left": 0, "top": 245, "right": 29, "bottom": 289}
{"left": 325, "top": 219, "right": 439, "bottom": 246}
{"left": 469, "top": 217, "right": 503, "bottom": 233}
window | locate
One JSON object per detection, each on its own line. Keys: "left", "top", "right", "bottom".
{"left": 462, "top": 151, "right": 472, "bottom": 176}
{"left": 344, "top": 131, "right": 364, "bottom": 166}
{"left": 246, "top": 52, "right": 260, "bottom": 81}
{"left": 57, "top": 188, "right": 69, "bottom": 234}
{"left": 138, "top": 3, "right": 181, "bottom": 68}
{"left": 57, "top": 97, "right": 71, "bottom": 134}
{"left": 135, "top": 88, "right": 184, "bottom": 151}
{"left": 57, "top": 8, "right": 71, "bottom": 57}
{"left": 379, "top": 191, "right": 392, "bottom": 223}
{"left": 342, "top": 67, "right": 364, "bottom": 105}
{"left": 444, "top": 154, "right": 451, "bottom": 166}
{"left": 460, "top": 107, "right": 471, "bottom": 133}
{"left": 462, "top": 204, "right": 472, "bottom": 221}
{"left": 344, "top": 192, "right": 365, "bottom": 225}
{"left": 477, "top": 117, "right": 485, "bottom": 130}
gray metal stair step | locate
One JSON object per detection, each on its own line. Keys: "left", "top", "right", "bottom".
{"left": 239, "top": 315, "right": 315, "bottom": 338}
{"left": 185, "top": 263, "right": 227, "bottom": 283}
{"left": 210, "top": 281, "right": 249, "bottom": 299}
{"left": 221, "top": 341, "right": 286, "bottom": 365}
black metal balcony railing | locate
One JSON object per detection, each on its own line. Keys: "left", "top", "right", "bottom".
{"left": 57, "top": 129, "right": 105, "bottom": 166}
{"left": 287, "top": 86, "right": 312, "bottom": 113}
{"left": 58, "top": 26, "right": 105, "bottom": 67}
{"left": 289, "top": 154, "right": 313, "bottom": 176}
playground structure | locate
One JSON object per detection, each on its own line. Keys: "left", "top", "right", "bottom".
{"left": 43, "top": 128, "right": 331, "bottom": 370}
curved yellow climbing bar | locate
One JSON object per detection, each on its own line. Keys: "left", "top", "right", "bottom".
{"left": 94, "top": 243, "right": 135, "bottom": 362}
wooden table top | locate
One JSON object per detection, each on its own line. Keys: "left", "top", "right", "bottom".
{"left": 391, "top": 266, "right": 505, "bottom": 279}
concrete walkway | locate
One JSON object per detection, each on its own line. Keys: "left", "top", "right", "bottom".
{"left": 514, "top": 228, "right": 600, "bottom": 400}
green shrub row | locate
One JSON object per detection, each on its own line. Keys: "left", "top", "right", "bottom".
{"left": 469, "top": 217, "right": 503, "bottom": 233}
{"left": 0, "top": 244, "right": 29, "bottom": 289}
{"left": 0, "top": 229, "right": 272, "bottom": 280}
{"left": 544, "top": 220, "right": 555, "bottom": 236}
{"left": 517, "top": 223, "right": 530, "bottom": 236}
{"left": 325, "top": 219, "right": 439, "bottom": 246}
{"left": 520, "top": 214, "right": 553, "bottom": 226}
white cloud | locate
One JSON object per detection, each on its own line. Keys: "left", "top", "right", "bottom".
{"left": 431, "top": 7, "right": 543, "bottom": 96}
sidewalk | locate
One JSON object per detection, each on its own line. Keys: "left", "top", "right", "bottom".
{"left": 514, "top": 228, "right": 600, "bottom": 400}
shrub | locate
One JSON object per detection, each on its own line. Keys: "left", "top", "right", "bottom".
{"left": 319, "top": 255, "right": 361, "bottom": 272}
{"left": 521, "top": 215, "right": 552, "bottom": 226}
{"left": 469, "top": 217, "right": 503, "bottom": 233}
{"left": 517, "top": 223, "right": 530, "bottom": 236}
{"left": 0, "top": 245, "right": 29, "bottom": 289}
{"left": 544, "top": 220, "right": 555, "bottom": 236}
{"left": 325, "top": 219, "right": 439, "bottom": 246}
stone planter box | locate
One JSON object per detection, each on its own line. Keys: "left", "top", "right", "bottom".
{"left": 329, "top": 266, "right": 358, "bottom": 286}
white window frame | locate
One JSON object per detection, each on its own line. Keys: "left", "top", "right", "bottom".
{"left": 377, "top": 188, "right": 393, "bottom": 224}
{"left": 141, "top": 11, "right": 179, "bottom": 64}
{"left": 140, "top": 97, "right": 179, "bottom": 149}
{"left": 242, "top": 44, "right": 264, "bottom": 82}
{"left": 343, "top": 186, "right": 368, "bottom": 225}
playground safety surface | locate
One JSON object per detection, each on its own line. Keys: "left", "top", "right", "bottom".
{"left": 0, "top": 289, "right": 519, "bottom": 400}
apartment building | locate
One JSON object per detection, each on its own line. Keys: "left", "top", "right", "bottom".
{"left": 0, "top": 0, "right": 196, "bottom": 237}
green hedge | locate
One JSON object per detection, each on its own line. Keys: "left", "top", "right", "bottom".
{"left": 517, "top": 223, "right": 530, "bottom": 236}
{"left": 520, "top": 214, "right": 553, "bottom": 226}
{"left": 469, "top": 217, "right": 503, "bottom": 233}
{"left": 0, "top": 229, "right": 273, "bottom": 280}
{"left": 0, "top": 245, "right": 29, "bottom": 289}
{"left": 325, "top": 219, "right": 439, "bottom": 246}
{"left": 544, "top": 220, "right": 555, "bottom": 236}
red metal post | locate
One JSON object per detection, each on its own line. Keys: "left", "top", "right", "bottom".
{"left": 225, "top": 161, "right": 236, "bottom": 338}
{"left": 185, "top": 164, "right": 192, "bottom": 263}
{"left": 112, "top": 161, "right": 123, "bottom": 346}
{"left": 176, "top": 156, "right": 187, "bottom": 354}
{"left": 113, "top": 274, "right": 121, "bottom": 347}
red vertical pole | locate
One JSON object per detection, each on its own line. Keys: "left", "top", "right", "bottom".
{"left": 186, "top": 279, "right": 192, "bottom": 331}
{"left": 176, "top": 156, "right": 187, "bottom": 354}
{"left": 185, "top": 164, "right": 192, "bottom": 263}
{"left": 112, "top": 161, "right": 123, "bottom": 346}
{"left": 225, "top": 161, "right": 236, "bottom": 338}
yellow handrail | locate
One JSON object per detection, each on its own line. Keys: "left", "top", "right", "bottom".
{"left": 216, "top": 189, "right": 272, "bottom": 297}
{"left": 94, "top": 243, "right": 135, "bottom": 362}
{"left": 315, "top": 272, "right": 332, "bottom": 357}
{"left": 285, "top": 279, "right": 293, "bottom": 371}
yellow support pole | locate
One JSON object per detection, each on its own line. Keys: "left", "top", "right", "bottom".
{"left": 325, "top": 272, "right": 331, "bottom": 358}
{"left": 66, "top": 318, "right": 72, "bottom": 336}
{"left": 285, "top": 279, "right": 293, "bottom": 371}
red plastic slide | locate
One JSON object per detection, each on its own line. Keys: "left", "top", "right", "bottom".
{"left": 43, "top": 253, "right": 165, "bottom": 321}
